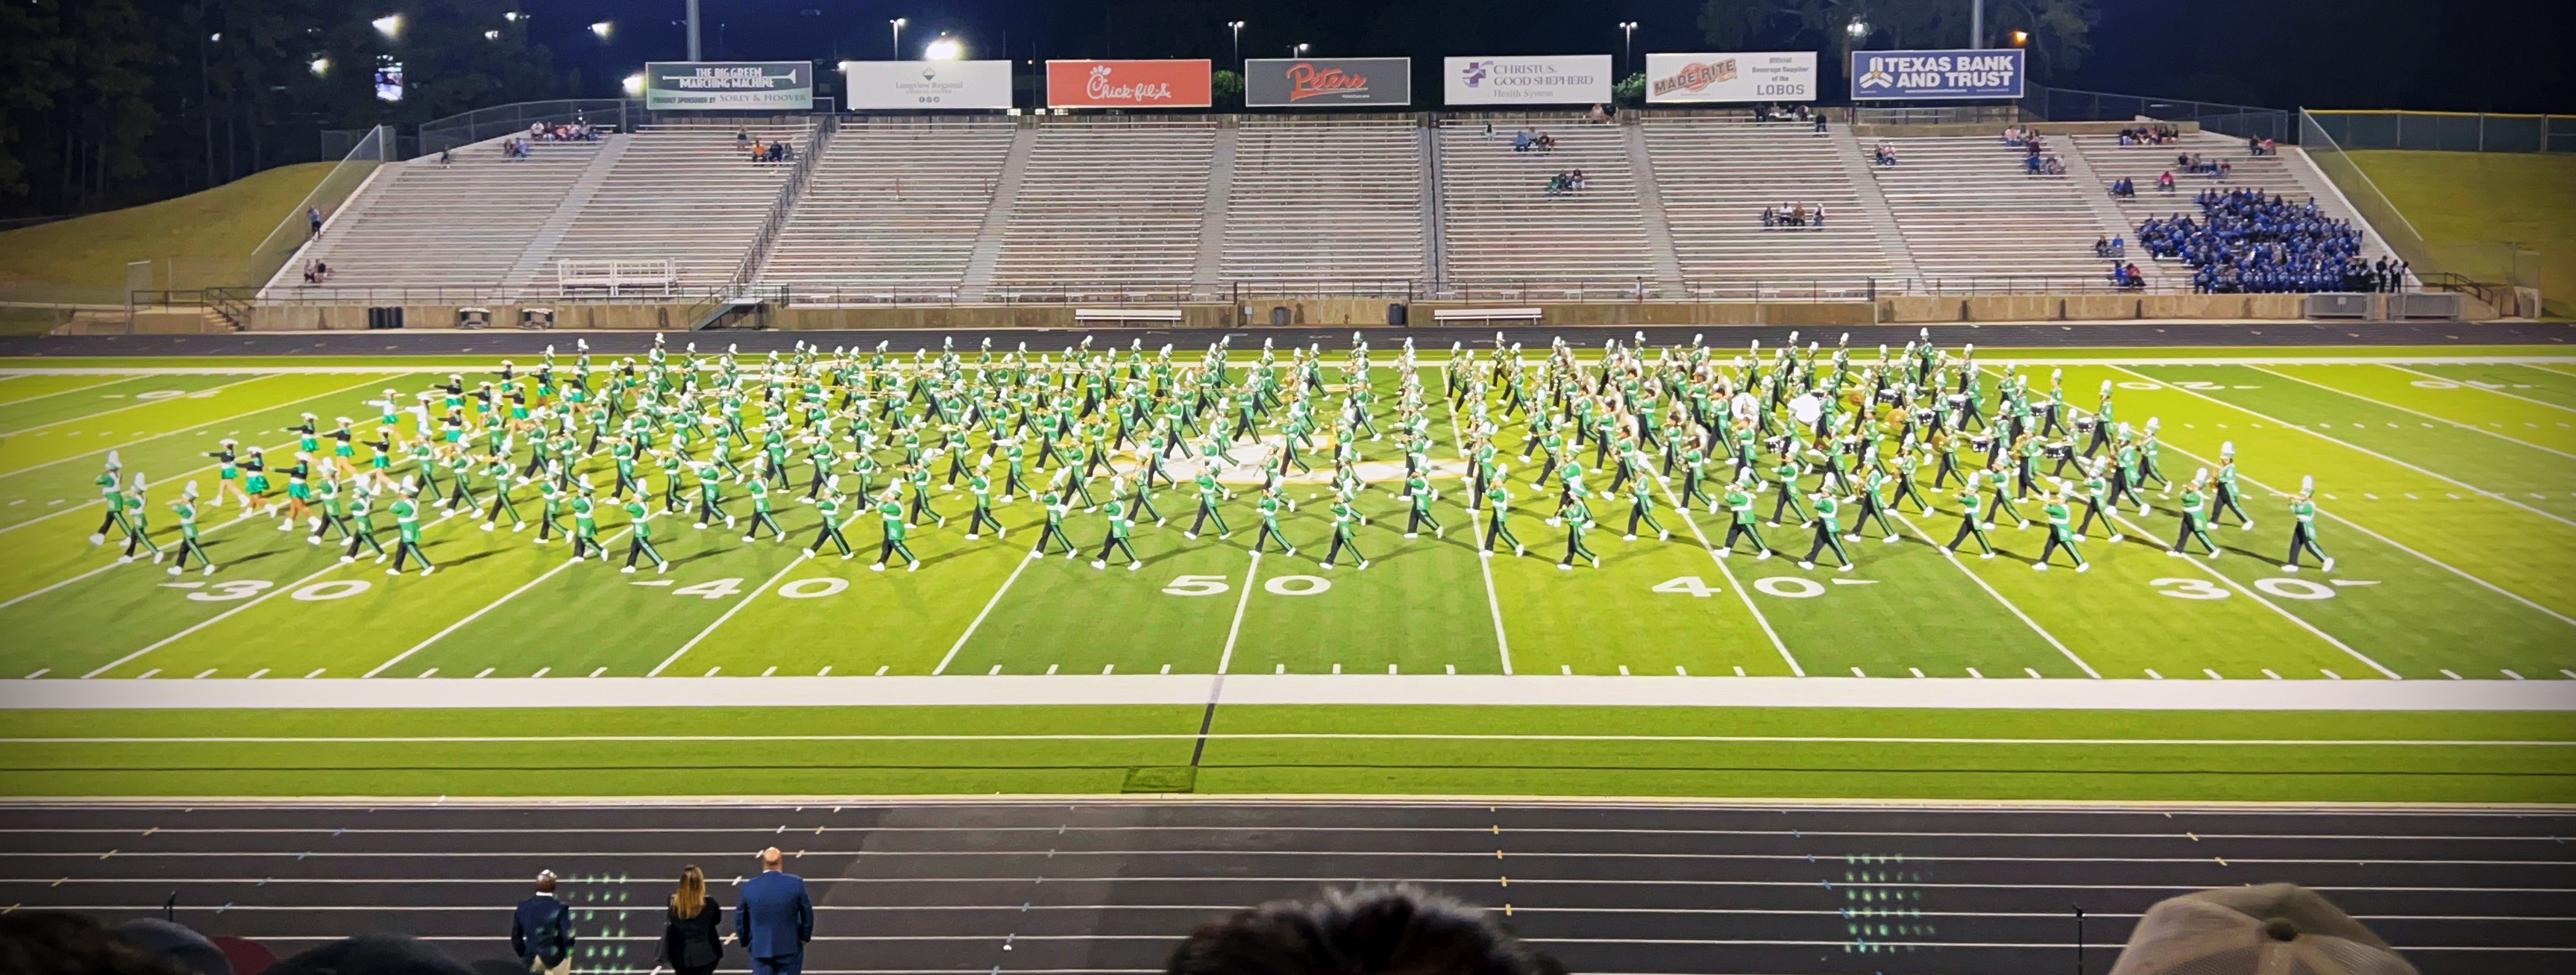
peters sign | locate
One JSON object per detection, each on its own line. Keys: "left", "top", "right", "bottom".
{"left": 1243, "top": 57, "right": 1413, "bottom": 107}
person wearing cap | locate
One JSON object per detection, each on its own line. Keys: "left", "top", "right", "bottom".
{"left": 621, "top": 492, "right": 669, "bottom": 575}
{"left": 2035, "top": 486, "right": 2090, "bottom": 572}
{"left": 1554, "top": 494, "right": 1597, "bottom": 571}
{"left": 309, "top": 473, "right": 349, "bottom": 546}
{"left": 2284, "top": 477, "right": 2335, "bottom": 573}
{"left": 88, "top": 453, "right": 128, "bottom": 547}
{"left": 1715, "top": 474, "right": 1772, "bottom": 559}
{"left": 388, "top": 480, "right": 434, "bottom": 577}
{"left": 204, "top": 439, "right": 248, "bottom": 508}
{"left": 736, "top": 847, "right": 812, "bottom": 975}
{"left": 117, "top": 474, "right": 163, "bottom": 565}
{"left": 2211, "top": 442, "right": 2255, "bottom": 530}
{"left": 1090, "top": 496, "right": 1142, "bottom": 571}
{"left": 341, "top": 484, "right": 387, "bottom": 564}
{"left": 872, "top": 487, "right": 918, "bottom": 572}
{"left": 1943, "top": 471, "right": 1999, "bottom": 559}
{"left": 1800, "top": 489, "right": 1853, "bottom": 572}
{"left": 803, "top": 480, "right": 855, "bottom": 560}
{"left": 168, "top": 486, "right": 216, "bottom": 575}
{"left": 510, "top": 869, "right": 577, "bottom": 975}
{"left": 568, "top": 480, "right": 603, "bottom": 562}
{"left": 740, "top": 458, "right": 785, "bottom": 543}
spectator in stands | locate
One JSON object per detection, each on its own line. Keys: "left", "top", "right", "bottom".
{"left": 662, "top": 865, "right": 726, "bottom": 975}
{"left": 1813, "top": 113, "right": 1828, "bottom": 134}
{"left": 1873, "top": 142, "right": 1899, "bottom": 166}
{"left": 1761, "top": 204, "right": 1777, "bottom": 228}
{"left": 1483, "top": 121, "right": 1495, "bottom": 141}
{"left": 1569, "top": 169, "right": 1586, "bottom": 191}
{"left": 511, "top": 869, "right": 577, "bottom": 975}
{"left": 1165, "top": 885, "right": 1567, "bottom": 975}
{"left": 736, "top": 128, "right": 751, "bottom": 149}
{"left": 2094, "top": 236, "right": 2112, "bottom": 258}
{"left": 748, "top": 140, "right": 767, "bottom": 165}
{"left": 2140, "top": 186, "right": 2370, "bottom": 295}
{"left": 1512, "top": 128, "right": 1533, "bottom": 152}
{"left": 435, "top": 148, "right": 453, "bottom": 166}
{"left": 1811, "top": 204, "right": 1826, "bottom": 228}
{"left": 738, "top": 847, "right": 814, "bottom": 975}
{"left": 2002, "top": 125, "right": 2026, "bottom": 146}
{"left": 530, "top": 122, "right": 545, "bottom": 140}
{"left": 2157, "top": 169, "right": 2176, "bottom": 192}
{"left": 307, "top": 206, "right": 322, "bottom": 239}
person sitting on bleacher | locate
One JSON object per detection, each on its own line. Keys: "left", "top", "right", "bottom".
{"left": 1872, "top": 142, "right": 1899, "bottom": 166}
{"left": 2157, "top": 170, "right": 2176, "bottom": 192}
{"left": 1569, "top": 169, "right": 1586, "bottom": 192}
{"left": 1512, "top": 129, "right": 1532, "bottom": 153}
{"left": 1761, "top": 205, "right": 1777, "bottom": 228}
{"left": 2002, "top": 125, "right": 2025, "bottom": 146}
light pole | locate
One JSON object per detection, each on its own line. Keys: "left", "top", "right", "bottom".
{"left": 1288, "top": 42, "right": 1308, "bottom": 57}
{"left": 889, "top": 17, "right": 906, "bottom": 59}
{"left": 685, "top": 0, "right": 700, "bottom": 60}
{"left": 1227, "top": 21, "right": 1244, "bottom": 71}
{"left": 1971, "top": 0, "right": 1984, "bottom": 48}
{"left": 1618, "top": 22, "right": 1637, "bottom": 78}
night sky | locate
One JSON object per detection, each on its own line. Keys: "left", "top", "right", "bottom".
{"left": 510, "top": 0, "right": 2569, "bottom": 113}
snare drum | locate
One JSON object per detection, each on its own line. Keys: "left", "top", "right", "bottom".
{"left": 2044, "top": 443, "right": 2074, "bottom": 461}
{"left": 2074, "top": 417, "right": 2098, "bottom": 435}
{"left": 1970, "top": 435, "right": 1994, "bottom": 453}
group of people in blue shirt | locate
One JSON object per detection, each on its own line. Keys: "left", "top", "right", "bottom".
{"left": 2134, "top": 187, "right": 2396, "bottom": 294}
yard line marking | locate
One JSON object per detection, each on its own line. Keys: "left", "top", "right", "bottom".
{"left": 2143, "top": 433, "right": 2576, "bottom": 630}
{"left": 1215, "top": 552, "right": 1260, "bottom": 676}
{"left": 2115, "top": 366, "right": 2576, "bottom": 530}
{"left": 0, "top": 509, "right": 263, "bottom": 609}
{"left": 647, "top": 548, "right": 810, "bottom": 677}
{"left": 81, "top": 561, "right": 348, "bottom": 679}
{"left": 2099, "top": 501, "right": 2404, "bottom": 680}
{"left": 1439, "top": 378, "right": 1512, "bottom": 674}
{"left": 1650, "top": 462, "right": 1800, "bottom": 676}
{"left": 1889, "top": 509, "right": 2099, "bottom": 678}
{"left": 2252, "top": 366, "right": 2576, "bottom": 461}
{"left": 2388, "top": 366, "right": 2576, "bottom": 415}
{"left": 0, "top": 377, "right": 268, "bottom": 439}
{"left": 0, "top": 374, "right": 402, "bottom": 483}
{"left": 932, "top": 545, "right": 1036, "bottom": 676}
{"left": 361, "top": 528, "right": 632, "bottom": 678}
{"left": 0, "top": 374, "right": 136, "bottom": 409}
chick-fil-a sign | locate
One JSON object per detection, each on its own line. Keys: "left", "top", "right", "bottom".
{"left": 1046, "top": 60, "right": 1213, "bottom": 108}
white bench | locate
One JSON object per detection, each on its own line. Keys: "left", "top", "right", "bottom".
{"left": 556, "top": 258, "right": 676, "bottom": 296}
{"left": 1072, "top": 307, "right": 1184, "bottom": 325}
{"left": 1431, "top": 307, "right": 1543, "bottom": 323}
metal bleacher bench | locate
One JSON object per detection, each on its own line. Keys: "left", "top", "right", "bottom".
{"left": 1072, "top": 307, "right": 1184, "bottom": 325}
{"left": 1430, "top": 307, "right": 1544, "bottom": 323}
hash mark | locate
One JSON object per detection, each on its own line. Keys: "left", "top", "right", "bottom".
{"left": 1849, "top": 666, "right": 1865, "bottom": 677}
{"left": 2024, "top": 668, "right": 2043, "bottom": 678}
{"left": 2440, "top": 669, "right": 2463, "bottom": 680}
{"left": 2322, "top": 669, "right": 2341, "bottom": 680}
{"left": 304, "top": 668, "right": 325, "bottom": 679}
{"left": 588, "top": 667, "right": 605, "bottom": 677}
{"left": 2203, "top": 668, "right": 2223, "bottom": 680}
{"left": 2146, "top": 669, "right": 2162, "bottom": 680}
{"left": 2503, "top": 670, "right": 2524, "bottom": 680}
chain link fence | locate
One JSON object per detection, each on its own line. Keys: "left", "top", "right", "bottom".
{"left": 418, "top": 99, "right": 642, "bottom": 157}
{"left": 2020, "top": 86, "right": 2290, "bottom": 143}
{"left": 2306, "top": 111, "right": 2572, "bottom": 154}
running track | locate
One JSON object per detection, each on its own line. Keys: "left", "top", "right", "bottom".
{"left": 1, "top": 800, "right": 2569, "bottom": 974}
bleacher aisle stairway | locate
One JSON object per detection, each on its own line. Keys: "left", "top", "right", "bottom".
{"left": 757, "top": 116, "right": 1015, "bottom": 301}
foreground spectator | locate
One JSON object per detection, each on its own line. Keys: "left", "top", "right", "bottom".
{"left": 271, "top": 935, "right": 474, "bottom": 975}
{"left": 662, "top": 865, "right": 727, "bottom": 975}
{"left": 2111, "top": 882, "right": 2416, "bottom": 975}
{"left": 0, "top": 912, "right": 195, "bottom": 975}
{"left": 510, "top": 870, "right": 576, "bottom": 974}
{"left": 1165, "top": 886, "right": 1566, "bottom": 975}
{"left": 738, "top": 847, "right": 813, "bottom": 975}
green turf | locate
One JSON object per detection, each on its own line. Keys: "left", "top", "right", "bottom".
{"left": 2345, "top": 150, "right": 2576, "bottom": 319}
{"left": 0, "top": 705, "right": 2566, "bottom": 803}
{"left": 0, "top": 162, "right": 336, "bottom": 297}
{"left": 0, "top": 345, "right": 2569, "bottom": 802}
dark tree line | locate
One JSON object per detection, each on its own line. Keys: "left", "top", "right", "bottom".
{"left": 0, "top": 0, "right": 576, "bottom": 219}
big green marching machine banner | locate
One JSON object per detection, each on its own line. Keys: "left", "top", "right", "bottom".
{"left": 644, "top": 62, "right": 816, "bottom": 110}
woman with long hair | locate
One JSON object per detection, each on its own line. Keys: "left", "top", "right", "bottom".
{"left": 662, "top": 865, "right": 725, "bottom": 975}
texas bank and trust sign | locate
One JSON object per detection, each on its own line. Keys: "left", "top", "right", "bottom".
{"left": 1850, "top": 48, "right": 2026, "bottom": 99}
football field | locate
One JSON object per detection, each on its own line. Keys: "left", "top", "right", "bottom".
{"left": 0, "top": 343, "right": 2570, "bottom": 803}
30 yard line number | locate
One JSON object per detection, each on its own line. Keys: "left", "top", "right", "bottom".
{"left": 165, "top": 580, "right": 373, "bottom": 602}
{"left": 2151, "top": 577, "right": 2343, "bottom": 601}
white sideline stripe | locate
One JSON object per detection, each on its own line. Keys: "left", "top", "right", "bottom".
{"left": 1650, "top": 456, "right": 1800, "bottom": 675}
{"left": 0, "top": 376, "right": 269, "bottom": 439}
{"left": 648, "top": 548, "right": 811, "bottom": 677}
{"left": 0, "top": 374, "right": 402, "bottom": 483}
{"left": 362, "top": 529, "right": 633, "bottom": 679}
{"left": 1440, "top": 385, "right": 1512, "bottom": 675}
{"left": 932, "top": 545, "right": 1034, "bottom": 676}
{"left": 1890, "top": 509, "right": 2100, "bottom": 678}
{"left": 2115, "top": 366, "right": 2576, "bottom": 531}
{"left": 5, "top": 674, "right": 2568, "bottom": 711}
{"left": 10, "top": 733, "right": 2563, "bottom": 747}
{"left": 2254, "top": 365, "right": 2576, "bottom": 462}
{"left": 1215, "top": 552, "right": 1259, "bottom": 675}
{"left": 0, "top": 509, "right": 274, "bottom": 610}
{"left": 79, "top": 561, "right": 348, "bottom": 679}
{"left": 2388, "top": 365, "right": 2576, "bottom": 415}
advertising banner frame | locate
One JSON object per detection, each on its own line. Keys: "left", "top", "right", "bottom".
{"left": 1044, "top": 59, "right": 1213, "bottom": 110}
{"left": 1442, "top": 54, "right": 1614, "bottom": 107}
{"left": 1242, "top": 57, "right": 1413, "bottom": 107}
{"left": 1643, "top": 51, "right": 1818, "bottom": 104}
{"left": 839, "top": 60, "right": 1014, "bottom": 110}
{"left": 1848, "top": 48, "right": 2026, "bottom": 101}
{"left": 643, "top": 61, "right": 816, "bottom": 111}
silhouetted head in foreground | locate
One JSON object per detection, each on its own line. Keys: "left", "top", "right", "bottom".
{"left": 1164, "top": 885, "right": 1568, "bottom": 975}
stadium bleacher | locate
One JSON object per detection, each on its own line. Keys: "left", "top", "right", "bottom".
{"left": 984, "top": 117, "right": 1216, "bottom": 299}
{"left": 2072, "top": 130, "right": 2412, "bottom": 287}
{"left": 1435, "top": 118, "right": 1658, "bottom": 294}
{"left": 1642, "top": 115, "right": 1901, "bottom": 290}
{"left": 756, "top": 116, "right": 1016, "bottom": 302}
{"left": 1867, "top": 135, "right": 2129, "bottom": 288}
{"left": 261, "top": 134, "right": 611, "bottom": 297}
{"left": 527, "top": 121, "right": 813, "bottom": 293}
{"left": 1220, "top": 116, "right": 1429, "bottom": 291}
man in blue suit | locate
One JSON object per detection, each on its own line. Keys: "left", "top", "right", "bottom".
{"left": 737, "top": 847, "right": 814, "bottom": 975}
{"left": 510, "top": 869, "right": 576, "bottom": 974}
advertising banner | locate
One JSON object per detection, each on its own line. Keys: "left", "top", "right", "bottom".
{"left": 644, "top": 62, "right": 815, "bottom": 111}
{"left": 1644, "top": 51, "right": 1817, "bottom": 103}
{"left": 840, "top": 60, "right": 1014, "bottom": 110}
{"left": 1442, "top": 55, "right": 1612, "bottom": 106}
{"left": 1848, "top": 48, "right": 2025, "bottom": 100}
{"left": 1045, "top": 60, "right": 1213, "bottom": 109}
{"left": 1243, "top": 57, "right": 1413, "bottom": 107}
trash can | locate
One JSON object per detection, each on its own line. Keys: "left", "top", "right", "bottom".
{"left": 365, "top": 307, "right": 404, "bottom": 330}
{"left": 519, "top": 307, "right": 556, "bottom": 330}
{"left": 456, "top": 307, "right": 491, "bottom": 330}
{"left": 1269, "top": 306, "right": 1291, "bottom": 327}
{"left": 1388, "top": 303, "right": 1409, "bottom": 326}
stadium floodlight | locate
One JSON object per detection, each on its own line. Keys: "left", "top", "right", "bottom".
{"left": 371, "top": 13, "right": 402, "bottom": 40}
{"left": 924, "top": 34, "right": 964, "bottom": 61}
{"left": 590, "top": 20, "right": 612, "bottom": 40}
{"left": 1226, "top": 22, "right": 1244, "bottom": 69}
{"left": 621, "top": 72, "right": 645, "bottom": 96}
{"left": 503, "top": 10, "right": 521, "bottom": 21}
{"left": 210, "top": 31, "right": 222, "bottom": 42}
{"left": 1846, "top": 17, "right": 1868, "bottom": 37}
{"left": 890, "top": 18, "right": 906, "bottom": 59}
{"left": 485, "top": 29, "right": 501, "bottom": 40}
{"left": 2010, "top": 29, "right": 2030, "bottom": 46}
{"left": 309, "top": 57, "right": 330, "bottom": 77}
{"left": 1289, "top": 42, "right": 1309, "bottom": 57}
